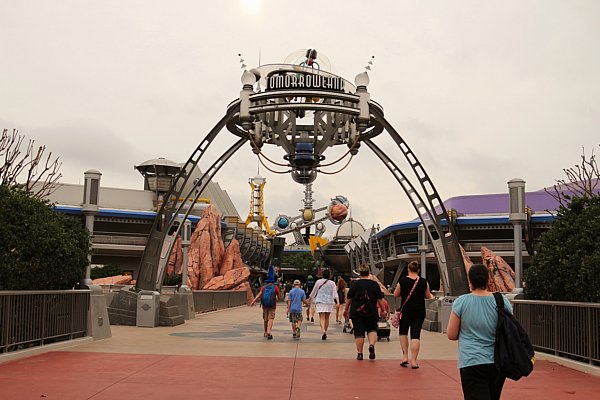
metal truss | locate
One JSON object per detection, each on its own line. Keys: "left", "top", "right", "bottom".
{"left": 137, "top": 104, "right": 254, "bottom": 290}
{"left": 137, "top": 64, "right": 469, "bottom": 297}
{"left": 363, "top": 106, "right": 469, "bottom": 296}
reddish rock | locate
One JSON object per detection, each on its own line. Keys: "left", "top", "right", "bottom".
{"left": 233, "top": 281, "right": 254, "bottom": 305}
{"left": 92, "top": 275, "right": 133, "bottom": 285}
{"left": 203, "top": 275, "right": 225, "bottom": 290}
{"left": 187, "top": 205, "right": 225, "bottom": 289}
{"left": 166, "top": 235, "right": 183, "bottom": 276}
{"left": 203, "top": 266, "right": 251, "bottom": 290}
{"left": 481, "top": 247, "right": 516, "bottom": 292}
{"left": 220, "top": 238, "right": 243, "bottom": 275}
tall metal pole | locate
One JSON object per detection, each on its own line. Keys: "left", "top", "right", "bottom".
{"left": 82, "top": 169, "right": 102, "bottom": 286}
{"left": 418, "top": 224, "right": 428, "bottom": 279}
{"left": 513, "top": 223, "right": 523, "bottom": 288}
{"left": 508, "top": 178, "right": 526, "bottom": 292}
{"left": 180, "top": 219, "right": 192, "bottom": 289}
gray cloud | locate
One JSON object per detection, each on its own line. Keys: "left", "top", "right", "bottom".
{"left": 2, "top": 0, "right": 599, "bottom": 231}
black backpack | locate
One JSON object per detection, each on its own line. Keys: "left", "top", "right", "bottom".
{"left": 493, "top": 292, "right": 535, "bottom": 381}
{"left": 355, "top": 286, "right": 373, "bottom": 317}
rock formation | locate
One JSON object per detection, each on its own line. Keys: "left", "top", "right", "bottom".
{"left": 92, "top": 275, "right": 133, "bottom": 285}
{"left": 187, "top": 205, "right": 225, "bottom": 289}
{"left": 203, "top": 266, "right": 251, "bottom": 290}
{"left": 175, "top": 205, "right": 253, "bottom": 294}
{"left": 481, "top": 246, "right": 515, "bottom": 292}
{"left": 220, "top": 238, "right": 244, "bottom": 275}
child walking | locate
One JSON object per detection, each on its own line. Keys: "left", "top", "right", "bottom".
{"left": 287, "top": 280, "right": 308, "bottom": 339}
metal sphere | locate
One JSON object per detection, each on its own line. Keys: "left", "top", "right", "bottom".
{"left": 302, "top": 208, "right": 315, "bottom": 222}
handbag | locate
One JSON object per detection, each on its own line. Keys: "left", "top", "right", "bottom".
{"left": 391, "top": 277, "right": 420, "bottom": 328}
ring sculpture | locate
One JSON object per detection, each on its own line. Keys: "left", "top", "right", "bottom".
{"left": 136, "top": 59, "right": 469, "bottom": 296}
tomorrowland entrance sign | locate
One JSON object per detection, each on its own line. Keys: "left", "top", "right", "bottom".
{"left": 136, "top": 50, "right": 469, "bottom": 297}
{"left": 266, "top": 71, "right": 346, "bottom": 92}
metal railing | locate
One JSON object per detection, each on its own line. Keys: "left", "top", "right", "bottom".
{"left": 92, "top": 234, "right": 147, "bottom": 246}
{"left": 513, "top": 300, "right": 600, "bottom": 365}
{"left": 0, "top": 291, "right": 89, "bottom": 354}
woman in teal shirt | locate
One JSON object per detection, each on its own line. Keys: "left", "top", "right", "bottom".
{"left": 447, "top": 263, "right": 512, "bottom": 400}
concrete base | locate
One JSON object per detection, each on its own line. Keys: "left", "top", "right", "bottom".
{"left": 423, "top": 298, "right": 440, "bottom": 332}
{"left": 136, "top": 291, "right": 160, "bottom": 328}
{"left": 84, "top": 284, "right": 112, "bottom": 340}
{"left": 176, "top": 287, "right": 195, "bottom": 320}
{"left": 107, "top": 289, "right": 138, "bottom": 326}
{"left": 107, "top": 288, "right": 185, "bottom": 327}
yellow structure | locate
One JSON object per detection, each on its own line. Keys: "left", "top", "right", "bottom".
{"left": 309, "top": 235, "right": 329, "bottom": 255}
{"left": 245, "top": 176, "right": 274, "bottom": 235}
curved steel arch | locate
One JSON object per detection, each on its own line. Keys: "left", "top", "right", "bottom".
{"left": 137, "top": 104, "right": 248, "bottom": 290}
{"left": 137, "top": 68, "right": 469, "bottom": 296}
{"left": 366, "top": 106, "right": 469, "bottom": 296}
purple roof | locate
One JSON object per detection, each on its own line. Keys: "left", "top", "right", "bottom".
{"left": 443, "top": 181, "right": 600, "bottom": 215}
{"left": 443, "top": 192, "right": 557, "bottom": 214}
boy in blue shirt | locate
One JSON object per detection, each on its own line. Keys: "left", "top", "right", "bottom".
{"left": 287, "top": 280, "right": 309, "bottom": 339}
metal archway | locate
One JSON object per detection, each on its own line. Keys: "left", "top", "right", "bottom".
{"left": 136, "top": 62, "right": 469, "bottom": 296}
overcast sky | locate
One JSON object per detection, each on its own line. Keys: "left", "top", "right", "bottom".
{"left": 1, "top": 1, "right": 599, "bottom": 234}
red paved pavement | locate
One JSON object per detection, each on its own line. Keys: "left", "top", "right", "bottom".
{"left": 1, "top": 351, "right": 599, "bottom": 400}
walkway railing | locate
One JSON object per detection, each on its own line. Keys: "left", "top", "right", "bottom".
{"left": 513, "top": 300, "right": 600, "bottom": 365}
{"left": 0, "top": 291, "right": 89, "bottom": 354}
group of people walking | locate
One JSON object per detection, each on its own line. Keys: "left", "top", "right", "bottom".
{"left": 251, "top": 261, "right": 513, "bottom": 400}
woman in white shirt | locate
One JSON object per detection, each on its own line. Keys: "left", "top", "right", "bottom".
{"left": 310, "top": 269, "right": 339, "bottom": 340}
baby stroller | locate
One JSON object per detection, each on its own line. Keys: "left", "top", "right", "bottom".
{"left": 342, "top": 316, "right": 353, "bottom": 334}
{"left": 377, "top": 317, "right": 391, "bottom": 341}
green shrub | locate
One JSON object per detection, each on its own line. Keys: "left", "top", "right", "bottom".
{"left": 525, "top": 195, "right": 600, "bottom": 302}
{"left": 0, "top": 185, "right": 90, "bottom": 290}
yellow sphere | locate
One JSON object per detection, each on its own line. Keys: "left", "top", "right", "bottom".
{"left": 302, "top": 208, "right": 315, "bottom": 222}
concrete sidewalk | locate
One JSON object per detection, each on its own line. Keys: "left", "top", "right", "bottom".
{"left": 0, "top": 305, "right": 599, "bottom": 399}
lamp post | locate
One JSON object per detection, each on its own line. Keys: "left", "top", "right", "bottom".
{"left": 82, "top": 169, "right": 102, "bottom": 286}
{"left": 508, "top": 178, "right": 526, "bottom": 292}
{"left": 418, "top": 224, "right": 428, "bottom": 279}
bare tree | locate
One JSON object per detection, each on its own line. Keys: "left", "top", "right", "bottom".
{"left": 0, "top": 129, "right": 62, "bottom": 199}
{"left": 546, "top": 145, "right": 600, "bottom": 207}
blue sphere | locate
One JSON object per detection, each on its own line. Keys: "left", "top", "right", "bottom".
{"left": 277, "top": 217, "right": 290, "bottom": 229}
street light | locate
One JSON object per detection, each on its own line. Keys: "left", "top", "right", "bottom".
{"left": 508, "top": 178, "right": 526, "bottom": 292}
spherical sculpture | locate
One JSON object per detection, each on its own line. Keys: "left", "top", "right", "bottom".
{"left": 302, "top": 208, "right": 315, "bottom": 222}
{"left": 275, "top": 215, "right": 290, "bottom": 230}
{"left": 328, "top": 196, "right": 350, "bottom": 224}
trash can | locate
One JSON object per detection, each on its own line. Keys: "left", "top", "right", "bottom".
{"left": 439, "top": 296, "right": 456, "bottom": 333}
{"left": 136, "top": 290, "right": 160, "bottom": 327}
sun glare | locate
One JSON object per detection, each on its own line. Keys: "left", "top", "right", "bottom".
{"left": 242, "top": 0, "right": 261, "bottom": 14}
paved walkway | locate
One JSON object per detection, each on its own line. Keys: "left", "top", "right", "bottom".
{"left": 1, "top": 305, "right": 599, "bottom": 399}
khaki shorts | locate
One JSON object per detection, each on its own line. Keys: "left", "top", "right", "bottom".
{"left": 262, "top": 307, "right": 276, "bottom": 321}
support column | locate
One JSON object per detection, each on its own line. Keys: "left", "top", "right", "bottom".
{"left": 82, "top": 169, "right": 101, "bottom": 286}
{"left": 508, "top": 178, "right": 526, "bottom": 293}
{"left": 418, "top": 224, "right": 428, "bottom": 280}
{"left": 177, "top": 219, "right": 195, "bottom": 320}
